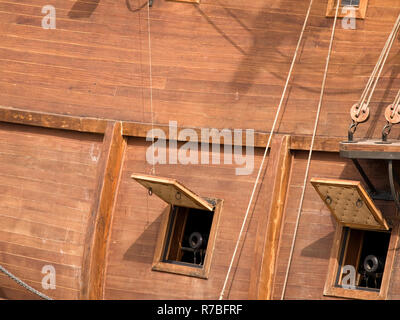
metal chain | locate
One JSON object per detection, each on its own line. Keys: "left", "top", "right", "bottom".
{"left": 0, "top": 264, "right": 53, "bottom": 300}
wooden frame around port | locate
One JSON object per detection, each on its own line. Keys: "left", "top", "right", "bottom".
{"left": 326, "top": 0, "right": 368, "bottom": 19}
{"left": 152, "top": 200, "right": 223, "bottom": 279}
{"left": 323, "top": 223, "right": 399, "bottom": 300}
{"left": 166, "top": 0, "right": 200, "bottom": 3}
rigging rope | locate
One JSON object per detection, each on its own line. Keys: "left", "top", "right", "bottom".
{"left": 147, "top": 0, "right": 156, "bottom": 175}
{"left": 280, "top": 0, "right": 340, "bottom": 300}
{"left": 0, "top": 264, "right": 52, "bottom": 300}
{"left": 390, "top": 88, "right": 400, "bottom": 119}
{"left": 355, "top": 13, "right": 400, "bottom": 117}
{"left": 218, "top": 0, "right": 315, "bottom": 300}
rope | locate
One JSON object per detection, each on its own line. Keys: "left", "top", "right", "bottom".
{"left": 147, "top": 0, "right": 156, "bottom": 175}
{"left": 390, "top": 88, "right": 400, "bottom": 118}
{"left": 360, "top": 17, "right": 400, "bottom": 107}
{"left": 280, "top": 0, "right": 340, "bottom": 300}
{"left": 386, "top": 16, "right": 400, "bottom": 119}
{"left": 362, "top": 17, "right": 400, "bottom": 111}
{"left": 0, "top": 264, "right": 52, "bottom": 300}
{"left": 356, "top": 13, "right": 400, "bottom": 116}
{"left": 218, "top": 0, "right": 315, "bottom": 300}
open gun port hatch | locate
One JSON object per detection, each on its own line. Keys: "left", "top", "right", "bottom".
{"left": 131, "top": 174, "right": 222, "bottom": 279}
{"left": 311, "top": 178, "right": 389, "bottom": 231}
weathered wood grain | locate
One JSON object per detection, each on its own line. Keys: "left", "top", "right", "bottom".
{"left": 0, "top": 0, "right": 399, "bottom": 137}
{"left": 0, "top": 123, "right": 102, "bottom": 300}
{"left": 80, "top": 121, "right": 127, "bottom": 299}
{"left": 248, "top": 135, "right": 292, "bottom": 299}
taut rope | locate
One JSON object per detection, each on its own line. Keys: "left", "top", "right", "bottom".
{"left": 218, "top": 0, "right": 315, "bottom": 300}
{"left": 349, "top": 13, "right": 400, "bottom": 140}
{"left": 280, "top": 0, "right": 341, "bottom": 300}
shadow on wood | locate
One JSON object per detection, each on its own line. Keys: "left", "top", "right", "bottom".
{"left": 300, "top": 231, "right": 335, "bottom": 259}
{"left": 123, "top": 213, "right": 163, "bottom": 264}
{"left": 68, "top": 0, "right": 100, "bottom": 19}
{"left": 126, "top": 0, "right": 149, "bottom": 12}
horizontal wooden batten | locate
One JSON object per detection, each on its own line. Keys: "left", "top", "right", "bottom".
{"left": 0, "top": 106, "right": 342, "bottom": 152}
{"left": 0, "top": 105, "right": 108, "bottom": 134}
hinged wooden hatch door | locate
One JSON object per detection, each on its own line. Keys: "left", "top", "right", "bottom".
{"left": 131, "top": 174, "right": 214, "bottom": 211}
{"left": 311, "top": 178, "right": 389, "bottom": 231}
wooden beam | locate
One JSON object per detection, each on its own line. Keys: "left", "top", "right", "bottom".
{"left": 122, "top": 120, "right": 270, "bottom": 147}
{"left": 248, "top": 135, "right": 292, "bottom": 299}
{"left": 80, "top": 121, "right": 127, "bottom": 299}
{"left": 123, "top": 121, "right": 341, "bottom": 152}
{"left": 0, "top": 106, "right": 342, "bottom": 152}
{"left": 290, "top": 135, "right": 342, "bottom": 153}
{"left": 0, "top": 106, "right": 108, "bottom": 134}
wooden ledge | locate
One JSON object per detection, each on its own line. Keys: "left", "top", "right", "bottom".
{"left": 340, "top": 139, "right": 400, "bottom": 160}
{"left": 0, "top": 105, "right": 342, "bottom": 152}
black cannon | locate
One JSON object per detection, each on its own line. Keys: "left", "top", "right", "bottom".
{"left": 360, "top": 254, "right": 385, "bottom": 289}
{"left": 181, "top": 232, "right": 208, "bottom": 265}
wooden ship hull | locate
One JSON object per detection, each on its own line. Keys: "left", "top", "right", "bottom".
{"left": 0, "top": 0, "right": 400, "bottom": 300}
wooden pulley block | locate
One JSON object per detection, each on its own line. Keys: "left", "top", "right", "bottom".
{"left": 350, "top": 103, "right": 370, "bottom": 123}
{"left": 384, "top": 104, "right": 400, "bottom": 124}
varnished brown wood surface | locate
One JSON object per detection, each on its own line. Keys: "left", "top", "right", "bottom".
{"left": 104, "top": 138, "right": 270, "bottom": 299}
{"left": 80, "top": 121, "right": 127, "bottom": 299}
{"left": 248, "top": 135, "right": 292, "bottom": 299}
{"left": 0, "top": 106, "right": 108, "bottom": 134}
{"left": 0, "top": 105, "right": 343, "bottom": 152}
{"left": 0, "top": 122, "right": 102, "bottom": 300}
{"left": 273, "top": 151, "right": 398, "bottom": 299}
{"left": 2, "top": 0, "right": 400, "bottom": 301}
{"left": 131, "top": 174, "right": 215, "bottom": 211}
{"left": 340, "top": 139, "right": 400, "bottom": 153}
{"left": 0, "top": 0, "right": 400, "bottom": 139}
{"left": 0, "top": 125, "right": 399, "bottom": 299}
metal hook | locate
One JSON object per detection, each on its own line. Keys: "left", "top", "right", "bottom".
{"left": 348, "top": 121, "right": 358, "bottom": 142}
{"left": 382, "top": 122, "right": 392, "bottom": 142}
{"left": 148, "top": 187, "right": 153, "bottom": 196}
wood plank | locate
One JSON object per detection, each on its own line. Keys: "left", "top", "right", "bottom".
{"left": 0, "top": 105, "right": 343, "bottom": 152}
{"left": 0, "top": 0, "right": 398, "bottom": 139}
{"left": 248, "top": 135, "right": 292, "bottom": 299}
{"left": 131, "top": 174, "right": 214, "bottom": 211}
{"left": 80, "top": 121, "right": 127, "bottom": 299}
{"left": 340, "top": 139, "right": 400, "bottom": 158}
{"left": 0, "top": 106, "right": 108, "bottom": 134}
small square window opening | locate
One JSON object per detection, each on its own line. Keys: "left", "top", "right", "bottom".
{"left": 131, "top": 174, "right": 223, "bottom": 279}
{"left": 163, "top": 206, "right": 214, "bottom": 267}
{"left": 341, "top": 0, "right": 360, "bottom": 7}
{"left": 326, "top": 0, "right": 368, "bottom": 19}
{"left": 336, "top": 228, "right": 391, "bottom": 291}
